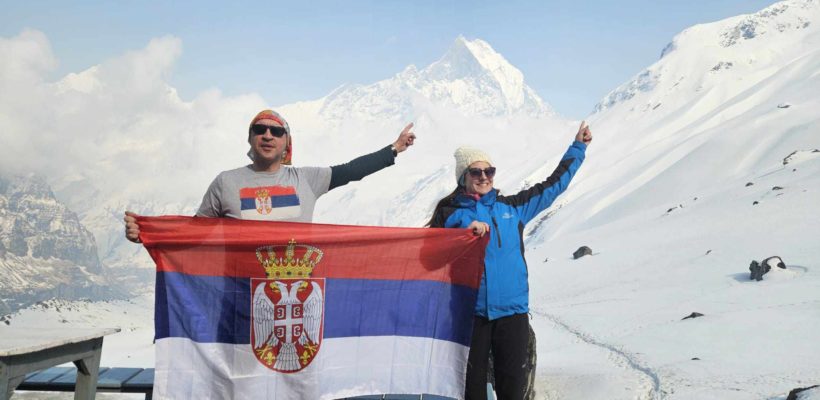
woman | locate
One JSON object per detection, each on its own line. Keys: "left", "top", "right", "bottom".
{"left": 427, "top": 122, "right": 592, "bottom": 399}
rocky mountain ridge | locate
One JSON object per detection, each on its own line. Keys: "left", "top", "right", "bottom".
{"left": 0, "top": 174, "right": 116, "bottom": 314}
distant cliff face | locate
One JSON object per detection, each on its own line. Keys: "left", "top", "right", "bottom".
{"left": 0, "top": 174, "right": 113, "bottom": 314}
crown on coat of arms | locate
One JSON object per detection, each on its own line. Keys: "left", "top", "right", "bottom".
{"left": 256, "top": 189, "right": 269, "bottom": 199}
{"left": 256, "top": 239, "right": 323, "bottom": 279}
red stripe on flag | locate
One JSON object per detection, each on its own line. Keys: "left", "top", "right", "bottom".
{"left": 137, "top": 216, "right": 486, "bottom": 289}
{"left": 239, "top": 186, "right": 297, "bottom": 198}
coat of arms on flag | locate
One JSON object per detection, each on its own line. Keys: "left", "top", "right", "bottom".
{"left": 252, "top": 241, "right": 324, "bottom": 372}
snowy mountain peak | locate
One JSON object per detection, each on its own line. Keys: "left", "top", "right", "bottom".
{"left": 594, "top": 0, "right": 819, "bottom": 113}
{"left": 717, "top": 0, "right": 815, "bottom": 47}
{"left": 417, "top": 36, "right": 547, "bottom": 116}
{"left": 296, "top": 36, "right": 554, "bottom": 123}
{"left": 657, "top": 0, "right": 816, "bottom": 60}
{"left": 427, "top": 36, "right": 523, "bottom": 85}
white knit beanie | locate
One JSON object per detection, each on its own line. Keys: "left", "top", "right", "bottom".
{"left": 454, "top": 147, "right": 493, "bottom": 184}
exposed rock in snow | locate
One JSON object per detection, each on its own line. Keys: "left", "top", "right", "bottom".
{"left": 783, "top": 148, "right": 820, "bottom": 164}
{"left": 573, "top": 246, "right": 592, "bottom": 259}
{"left": 787, "top": 385, "right": 820, "bottom": 400}
{"left": 681, "top": 312, "right": 705, "bottom": 320}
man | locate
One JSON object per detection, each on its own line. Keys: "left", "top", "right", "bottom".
{"left": 125, "top": 109, "right": 415, "bottom": 240}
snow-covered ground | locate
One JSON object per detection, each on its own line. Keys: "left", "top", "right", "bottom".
{"left": 528, "top": 154, "right": 820, "bottom": 399}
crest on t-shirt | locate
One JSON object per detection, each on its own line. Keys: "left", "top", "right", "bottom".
{"left": 239, "top": 186, "right": 301, "bottom": 220}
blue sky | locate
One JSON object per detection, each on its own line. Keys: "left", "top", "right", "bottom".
{"left": 2, "top": 0, "right": 776, "bottom": 118}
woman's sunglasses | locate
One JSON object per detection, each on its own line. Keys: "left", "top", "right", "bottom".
{"left": 250, "top": 124, "right": 288, "bottom": 137}
{"left": 467, "top": 167, "right": 496, "bottom": 178}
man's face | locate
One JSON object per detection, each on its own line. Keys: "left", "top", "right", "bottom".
{"left": 249, "top": 118, "right": 288, "bottom": 165}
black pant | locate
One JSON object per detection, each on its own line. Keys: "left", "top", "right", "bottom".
{"left": 465, "top": 313, "right": 529, "bottom": 400}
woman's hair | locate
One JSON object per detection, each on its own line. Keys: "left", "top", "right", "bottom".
{"left": 425, "top": 186, "right": 461, "bottom": 227}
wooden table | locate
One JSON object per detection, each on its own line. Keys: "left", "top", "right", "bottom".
{"left": 0, "top": 327, "right": 119, "bottom": 400}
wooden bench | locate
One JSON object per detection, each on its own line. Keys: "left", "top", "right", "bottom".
{"left": 17, "top": 367, "right": 154, "bottom": 399}
{"left": 1, "top": 327, "right": 120, "bottom": 400}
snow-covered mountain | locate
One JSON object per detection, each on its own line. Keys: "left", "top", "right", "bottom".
{"left": 2, "top": 1, "right": 820, "bottom": 398}
{"left": 557, "top": 0, "right": 820, "bottom": 232}
{"left": 0, "top": 175, "right": 116, "bottom": 314}
{"left": 284, "top": 36, "right": 553, "bottom": 126}
{"left": 596, "top": 0, "right": 815, "bottom": 114}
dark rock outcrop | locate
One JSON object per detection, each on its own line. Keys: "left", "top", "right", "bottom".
{"left": 749, "top": 256, "right": 787, "bottom": 281}
{"left": 787, "top": 385, "right": 819, "bottom": 400}
{"left": 573, "top": 246, "right": 592, "bottom": 259}
{"left": 762, "top": 256, "right": 786, "bottom": 270}
{"left": 749, "top": 261, "right": 768, "bottom": 281}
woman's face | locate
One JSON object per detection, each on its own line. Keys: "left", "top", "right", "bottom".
{"left": 464, "top": 161, "right": 495, "bottom": 196}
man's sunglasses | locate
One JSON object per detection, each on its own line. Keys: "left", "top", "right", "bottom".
{"left": 250, "top": 124, "right": 288, "bottom": 137}
{"left": 467, "top": 167, "right": 496, "bottom": 178}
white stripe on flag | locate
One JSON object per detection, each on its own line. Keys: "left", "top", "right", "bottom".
{"left": 155, "top": 336, "right": 469, "bottom": 400}
{"left": 240, "top": 206, "right": 301, "bottom": 220}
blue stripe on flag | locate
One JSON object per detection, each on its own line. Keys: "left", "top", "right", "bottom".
{"left": 155, "top": 272, "right": 477, "bottom": 346}
{"left": 239, "top": 195, "right": 300, "bottom": 210}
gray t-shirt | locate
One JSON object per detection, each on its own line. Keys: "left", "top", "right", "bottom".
{"left": 196, "top": 165, "right": 332, "bottom": 222}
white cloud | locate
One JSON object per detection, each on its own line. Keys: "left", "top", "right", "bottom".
{"left": 0, "top": 29, "right": 56, "bottom": 86}
{"left": 0, "top": 30, "right": 268, "bottom": 205}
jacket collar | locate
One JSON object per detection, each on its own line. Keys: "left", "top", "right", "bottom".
{"left": 454, "top": 188, "right": 497, "bottom": 207}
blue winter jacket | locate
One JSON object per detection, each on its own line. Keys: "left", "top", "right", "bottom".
{"left": 431, "top": 141, "right": 586, "bottom": 320}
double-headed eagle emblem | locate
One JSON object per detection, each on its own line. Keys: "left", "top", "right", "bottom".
{"left": 251, "top": 240, "right": 324, "bottom": 372}
{"left": 255, "top": 189, "right": 273, "bottom": 215}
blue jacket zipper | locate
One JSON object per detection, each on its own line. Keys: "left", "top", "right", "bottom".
{"left": 490, "top": 216, "right": 502, "bottom": 248}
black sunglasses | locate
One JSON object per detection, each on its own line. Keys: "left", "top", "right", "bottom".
{"left": 250, "top": 124, "right": 288, "bottom": 137}
{"left": 467, "top": 167, "right": 496, "bottom": 178}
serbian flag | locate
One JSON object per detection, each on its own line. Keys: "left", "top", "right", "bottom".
{"left": 138, "top": 216, "right": 487, "bottom": 400}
